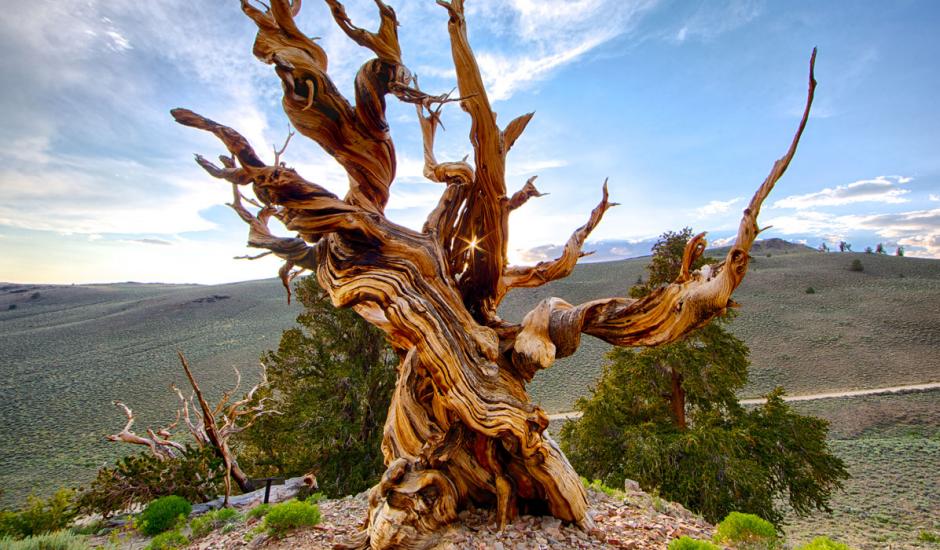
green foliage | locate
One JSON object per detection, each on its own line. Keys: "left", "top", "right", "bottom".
{"left": 144, "top": 529, "right": 188, "bottom": 550}
{"left": 629, "top": 227, "right": 715, "bottom": 298}
{"left": 805, "top": 286, "right": 816, "bottom": 294}
{"left": 246, "top": 503, "right": 271, "bottom": 520}
{"left": 713, "top": 512, "right": 777, "bottom": 548}
{"left": 0, "top": 488, "right": 78, "bottom": 539}
{"left": 669, "top": 536, "right": 721, "bottom": 550}
{"left": 896, "top": 246, "right": 905, "bottom": 257}
{"left": 190, "top": 507, "right": 242, "bottom": 539}
{"left": 262, "top": 499, "right": 321, "bottom": 537}
{"left": 77, "top": 445, "right": 224, "bottom": 517}
{"left": 0, "top": 530, "right": 92, "bottom": 550}
{"left": 920, "top": 530, "right": 940, "bottom": 543}
{"left": 581, "top": 477, "right": 621, "bottom": 498}
{"left": 849, "top": 259, "right": 864, "bottom": 272}
{"left": 560, "top": 229, "right": 848, "bottom": 525}
{"left": 236, "top": 276, "right": 397, "bottom": 497}
{"left": 794, "top": 536, "right": 853, "bottom": 549}
{"left": 137, "top": 496, "right": 191, "bottom": 536}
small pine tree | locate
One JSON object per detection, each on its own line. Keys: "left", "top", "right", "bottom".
{"left": 560, "top": 229, "right": 848, "bottom": 525}
{"left": 896, "top": 246, "right": 905, "bottom": 257}
{"left": 236, "top": 277, "right": 397, "bottom": 497}
{"left": 876, "top": 243, "right": 885, "bottom": 254}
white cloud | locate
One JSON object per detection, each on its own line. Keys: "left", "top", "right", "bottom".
{"left": 696, "top": 197, "right": 742, "bottom": 217}
{"left": 773, "top": 175, "right": 912, "bottom": 209}
{"left": 0, "top": 156, "right": 220, "bottom": 235}
{"left": 763, "top": 207, "right": 940, "bottom": 258}
{"left": 930, "top": 194, "right": 940, "bottom": 202}
{"left": 507, "top": 158, "right": 568, "bottom": 177}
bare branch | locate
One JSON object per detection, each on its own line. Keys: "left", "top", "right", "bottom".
{"left": 324, "top": 0, "right": 401, "bottom": 63}
{"left": 106, "top": 402, "right": 178, "bottom": 461}
{"left": 507, "top": 176, "right": 548, "bottom": 212}
{"left": 501, "top": 180, "right": 616, "bottom": 299}
{"left": 502, "top": 112, "right": 534, "bottom": 153}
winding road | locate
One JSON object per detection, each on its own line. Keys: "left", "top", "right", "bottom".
{"left": 546, "top": 382, "right": 940, "bottom": 422}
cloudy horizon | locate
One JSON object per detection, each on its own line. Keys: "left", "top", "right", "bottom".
{"left": 1, "top": 0, "right": 938, "bottom": 284}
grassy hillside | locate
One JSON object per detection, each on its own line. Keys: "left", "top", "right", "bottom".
{"left": 0, "top": 281, "right": 300, "bottom": 507}
{"left": 1, "top": 244, "right": 938, "bottom": 509}
{"left": 784, "top": 390, "right": 940, "bottom": 548}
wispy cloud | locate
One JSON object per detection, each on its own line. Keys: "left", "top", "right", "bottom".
{"left": 671, "top": 0, "right": 763, "bottom": 44}
{"left": 696, "top": 197, "right": 742, "bottom": 217}
{"left": 773, "top": 176, "right": 912, "bottom": 209}
{"left": 466, "top": 0, "right": 660, "bottom": 101}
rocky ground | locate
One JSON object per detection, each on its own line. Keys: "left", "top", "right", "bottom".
{"left": 189, "top": 483, "right": 715, "bottom": 550}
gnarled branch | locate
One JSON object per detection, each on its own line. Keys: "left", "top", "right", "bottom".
{"left": 500, "top": 180, "right": 616, "bottom": 302}
{"left": 513, "top": 50, "right": 817, "bottom": 373}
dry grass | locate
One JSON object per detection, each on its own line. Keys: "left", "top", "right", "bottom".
{"left": 782, "top": 390, "right": 940, "bottom": 549}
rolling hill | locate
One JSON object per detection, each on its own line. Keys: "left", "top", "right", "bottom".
{"left": 1, "top": 242, "right": 939, "bottom": 518}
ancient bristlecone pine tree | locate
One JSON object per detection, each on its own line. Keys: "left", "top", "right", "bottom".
{"left": 171, "top": 1, "right": 817, "bottom": 547}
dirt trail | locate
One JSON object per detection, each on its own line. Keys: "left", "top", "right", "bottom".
{"left": 547, "top": 382, "right": 940, "bottom": 422}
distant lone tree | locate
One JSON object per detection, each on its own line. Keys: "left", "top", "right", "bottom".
{"left": 170, "top": 1, "right": 818, "bottom": 546}
{"left": 865, "top": 246, "right": 873, "bottom": 254}
{"left": 560, "top": 230, "right": 848, "bottom": 525}
{"left": 236, "top": 276, "right": 397, "bottom": 497}
{"left": 819, "top": 242, "right": 830, "bottom": 252}
{"left": 876, "top": 243, "right": 886, "bottom": 254}
{"left": 897, "top": 246, "right": 905, "bottom": 257}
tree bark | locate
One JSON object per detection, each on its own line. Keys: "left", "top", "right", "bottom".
{"left": 670, "top": 368, "right": 687, "bottom": 430}
{"left": 173, "top": 2, "right": 817, "bottom": 547}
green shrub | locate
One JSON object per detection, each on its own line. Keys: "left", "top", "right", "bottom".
{"left": 581, "top": 478, "right": 620, "bottom": 498}
{"left": 246, "top": 503, "right": 271, "bottom": 520}
{"left": 144, "top": 528, "right": 188, "bottom": 550}
{"left": 263, "top": 499, "right": 320, "bottom": 537}
{"left": 919, "top": 530, "right": 940, "bottom": 543}
{"left": 137, "top": 496, "right": 191, "bottom": 536}
{"left": 77, "top": 445, "right": 224, "bottom": 517}
{"left": 794, "top": 536, "right": 852, "bottom": 549}
{"left": 236, "top": 277, "right": 396, "bottom": 498}
{"left": 669, "top": 536, "right": 721, "bottom": 550}
{"left": 68, "top": 520, "right": 104, "bottom": 536}
{"left": 805, "top": 286, "right": 816, "bottom": 294}
{"left": 0, "top": 530, "right": 92, "bottom": 550}
{"left": 190, "top": 507, "right": 242, "bottom": 538}
{"left": 849, "top": 259, "right": 863, "bottom": 272}
{"left": 0, "top": 488, "right": 78, "bottom": 539}
{"left": 713, "top": 512, "right": 777, "bottom": 548}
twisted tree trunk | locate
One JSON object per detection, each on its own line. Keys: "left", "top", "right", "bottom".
{"left": 172, "top": 1, "right": 816, "bottom": 547}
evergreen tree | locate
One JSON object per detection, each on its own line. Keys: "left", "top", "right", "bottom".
{"left": 560, "top": 229, "right": 848, "bottom": 525}
{"left": 236, "top": 276, "right": 397, "bottom": 497}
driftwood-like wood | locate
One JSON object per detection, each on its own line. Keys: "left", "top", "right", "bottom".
{"left": 173, "top": 1, "right": 817, "bottom": 547}
{"left": 108, "top": 354, "right": 278, "bottom": 506}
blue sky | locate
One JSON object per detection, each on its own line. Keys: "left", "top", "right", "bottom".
{"left": 1, "top": 0, "right": 938, "bottom": 284}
